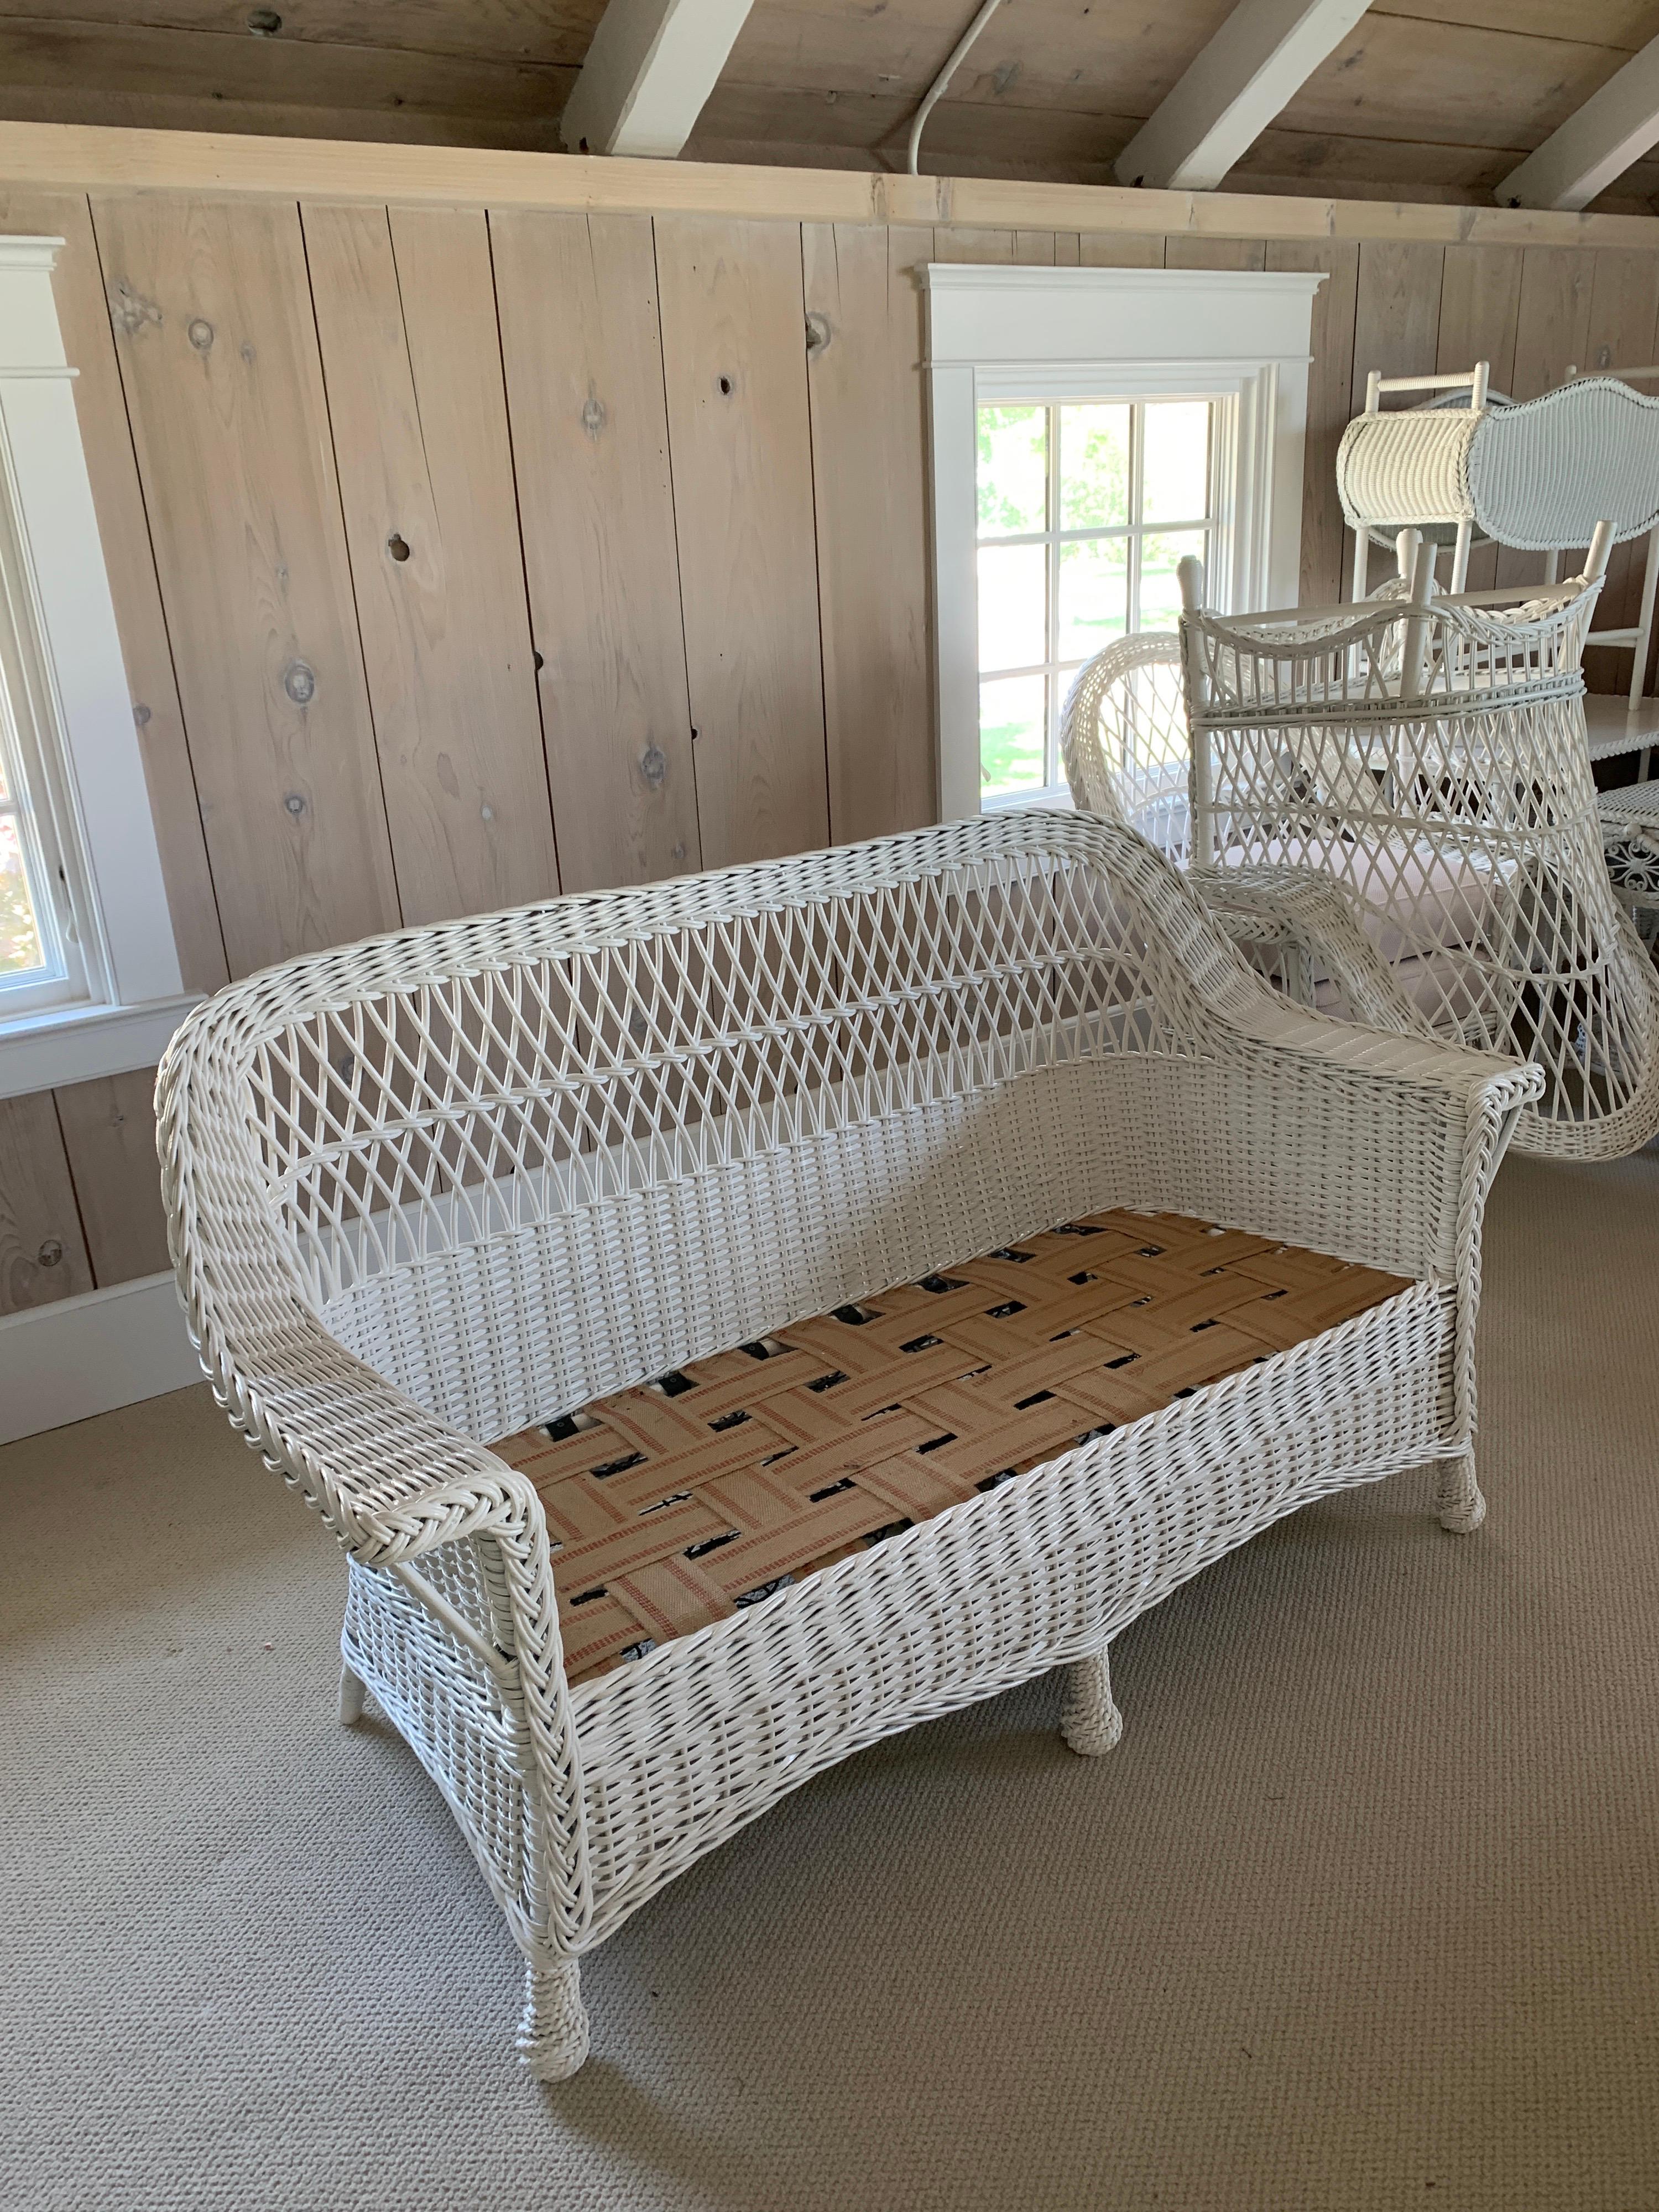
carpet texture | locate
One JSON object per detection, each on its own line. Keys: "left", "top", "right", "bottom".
{"left": 2, "top": 1149, "right": 1656, "bottom": 2212}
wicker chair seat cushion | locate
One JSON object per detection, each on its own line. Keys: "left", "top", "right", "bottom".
{"left": 494, "top": 1208, "right": 1408, "bottom": 1687}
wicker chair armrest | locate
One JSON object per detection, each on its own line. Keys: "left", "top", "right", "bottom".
{"left": 1188, "top": 859, "right": 1439, "bottom": 1040}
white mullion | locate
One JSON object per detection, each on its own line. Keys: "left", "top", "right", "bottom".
{"left": 1046, "top": 403, "right": 1062, "bottom": 785}
{"left": 1128, "top": 401, "right": 1145, "bottom": 631}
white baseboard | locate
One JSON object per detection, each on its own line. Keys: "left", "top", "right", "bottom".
{"left": 0, "top": 1272, "right": 202, "bottom": 1446}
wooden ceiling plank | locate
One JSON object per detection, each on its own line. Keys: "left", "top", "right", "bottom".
{"left": 1112, "top": 0, "right": 1376, "bottom": 192}
{"left": 559, "top": 0, "right": 757, "bottom": 157}
{"left": 1497, "top": 35, "right": 1659, "bottom": 211}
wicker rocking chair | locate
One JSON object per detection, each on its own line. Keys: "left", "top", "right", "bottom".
{"left": 1061, "top": 633, "right": 1433, "bottom": 1036}
{"left": 1176, "top": 534, "right": 1659, "bottom": 1160}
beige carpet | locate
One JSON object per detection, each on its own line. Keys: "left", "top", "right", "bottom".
{"left": 3, "top": 1150, "right": 1658, "bottom": 2212}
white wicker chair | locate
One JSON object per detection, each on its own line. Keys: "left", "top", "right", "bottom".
{"left": 1061, "top": 634, "right": 1434, "bottom": 1036}
{"left": 1177, "top": 551, "right": 1659, "bottom": 1159}
{"left": 1599, "top": 781, "right": 1659, "bottom": 950}
{"left": 157, "top": 812, "right": 1538, "bottom": 2079}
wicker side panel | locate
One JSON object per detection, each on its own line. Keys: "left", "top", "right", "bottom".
{"left": 342, "top": 1557, "right": 536, "bottom": 1934}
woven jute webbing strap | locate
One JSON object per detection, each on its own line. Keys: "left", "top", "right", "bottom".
{"left": 495, "top": 1210, "right": 1408, "bottom": 1685}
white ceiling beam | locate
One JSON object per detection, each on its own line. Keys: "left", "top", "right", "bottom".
{"left": 559, "top": 0, "right": 755, "bottom": 158}
{"left": 1496, "top": 37, "right": 1659, "bottom": 212}
{"left": 1114, "top": 0, "right": 1374, "bottom": 193}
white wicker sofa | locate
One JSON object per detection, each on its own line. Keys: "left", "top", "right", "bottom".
{"left": 156, "top": 812, "right": 1539, "bottom": 2080}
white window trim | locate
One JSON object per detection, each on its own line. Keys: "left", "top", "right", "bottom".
{"left": 924, "top": 263, "right": 1326, "bottom": 821}
{"left": 0, "top": 237, "right": 194, "bottom": 1097}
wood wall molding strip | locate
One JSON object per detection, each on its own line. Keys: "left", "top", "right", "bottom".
{"left": 0, "top": 994, "right": 195, "bottom": 1101}
{"left": 0, "top": 1270, "right": 199, "bottom": 1444}
{"left": 8, "top": 122, "right": 1659, "bottom": 250}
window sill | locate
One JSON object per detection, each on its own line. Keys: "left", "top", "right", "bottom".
{"left": 0, "top": 992, "right": 201, "bottom": 1100}
{"left": 980, "top": 785, "right": 1075, "bottom": 814}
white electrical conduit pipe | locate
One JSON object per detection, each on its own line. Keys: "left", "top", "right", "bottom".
{"left": 906, "top": 0, "right": 1007, "bottom": 175}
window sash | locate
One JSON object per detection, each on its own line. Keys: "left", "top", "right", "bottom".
{"left": 975, "top": 397, "right": 1216, "bottom": 799}
{"left": 0, "top": 488, "right": 88, "bottom": 1017}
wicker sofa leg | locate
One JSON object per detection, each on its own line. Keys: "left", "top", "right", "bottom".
{"left": 338, "top": 1661, "right": 366, "bottom": 1726}
{"left": 1060, "top": 1648, "right": 1124, "bottom": 1756}
{"left": 1437, "top": 1450, "right": 1487, "bottom": 1536}
{"left": 517, "top": 1958, "right": 590, "bottom": 2081}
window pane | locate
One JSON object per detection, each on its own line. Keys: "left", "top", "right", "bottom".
{"left": 1058, "top": 537, "right": 1129, "bottom": 662}
{"left": 977, "top": 405, "right": 1046, "bottom": 536}
{"left": 0, "top": 812, "right": 46, "bottom": 977}
{"left": 1138, "top": 530, "right": 1208, "bottom": 630}
{"left": 1058, "top": 404, "right": 1130, "bottom": 530}
{"left": 1141, "top": 402, "right": 1211, "bottom": 525}
{"left": 980, "top": 673, "right": 1047, "bottom": 797}
{"left": 977, "top": 542, "right": 1046, "bottom": 672}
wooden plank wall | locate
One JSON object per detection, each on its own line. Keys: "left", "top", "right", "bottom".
{"left": 6, "top": 194, "right": 1659, "bottom": 1312}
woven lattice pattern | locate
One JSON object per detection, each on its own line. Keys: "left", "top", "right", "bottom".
{"left": 495, "top": 1208, "right": 1407, "bottom": 1686}
{"left": 156, "top": 811, "right": 1541, "bottom": 2078}
{"left": 1182, "top": 583, "right": 1659, "bottom": 1158}
{"left": 1061, "top": 634, "right": 1194, "bottom": 865}
{"left": 1337, "top": 378, "right": 1659, "bottom": 552}
{"left": 1599, "top": 780, "right": 1659, "bottom": 948}
{"left": 1061, "top": 634, "right": 1437, "bottom": 1039}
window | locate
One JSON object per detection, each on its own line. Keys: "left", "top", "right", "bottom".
{"left": 924, "top": 263, "right": 1326, "bottom": 820}
{"left": 977, "top": 398, "right": 1215, "bottom": 805}
{"left": 0, "top": 235, "right": 190, "bottom": 1094}
{"left": 0, "top": 483, "right": 92, "bottom": 1019}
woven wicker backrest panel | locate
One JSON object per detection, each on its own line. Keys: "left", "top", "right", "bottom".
{"left": 494, "top": 1207, "right": 1408, "bottom": 1687}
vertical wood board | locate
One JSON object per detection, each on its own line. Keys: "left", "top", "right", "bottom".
{"left": 1582, "top": 248, "right": 1659, "bottom": 673}
{"left": 1352, "top": 241, "right": 1447, "bottom": 410}
{"left": 1165, "top": 237, "right": 1268, "bottom": 271}
{"left": 655, "top": 215, "right": 829, "bottom": 870}
{"left": 304, "top": 200, "right": 559, "bottom": 926}
{"left": 803, "top": 220, "right": 933, "bottom": 845}
{"left": 492, "top": 208, "right": 701, "bottom": 894}
{"left": 53, "top": 1065, "right": 170, "bottom": 1287}
{"left": 1078, "top": 234, "right": 1167, "bottom": 268}
{"left": 90, "top": 194, "right": 400, "bottom": 977}
{"left": 0, "top": 1089, "right": 93, "bottom": 1313}
{"left": 1436, "top": 245, "right": 1522, "bottom": 591}
{"left": 1267, "top": 239, "right": 1358, "bottom": 607}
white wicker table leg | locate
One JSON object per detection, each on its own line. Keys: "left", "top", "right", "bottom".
{"left": 1060, "top": 1647, "right": 1124, "bottom": 1756}
{"left": 517, "top": 1958, "right": 589, "bottom": 2081}
{"left": 1437, "top": 1449, "right": 1486, "bottom": 1535}
{"left": 338, "top": 1661, "right": 366, "bottom": 1726}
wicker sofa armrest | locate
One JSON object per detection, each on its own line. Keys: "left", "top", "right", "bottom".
{"left": 176, "top": 1292, "right": 593, "bottom": 1942}
{"left": 1195, "top": 971, "right": 1541, "bottom": 1455}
